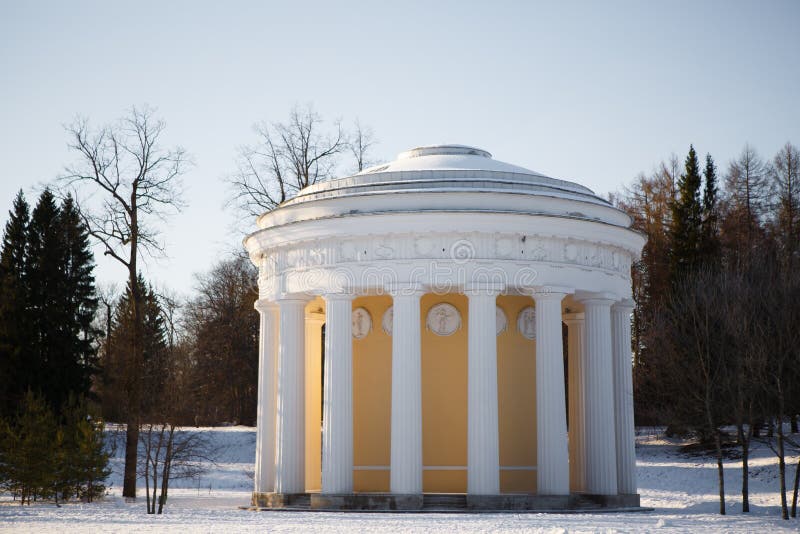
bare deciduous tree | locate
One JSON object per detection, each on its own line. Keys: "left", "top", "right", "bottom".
{"left": 59, "top": 105, "right": 189, "bottom": 500}
{"left": 227, "top": 105, "right": 345, "bottom": 218}
{"left": 723, "top": 144, "right": 771, "bottom": 255}
{"left": 771, "top": 142, "right": 800, "bottom": 269}
{"left": 348, "top": 119, "right": 377, "bottom": 173}
{"left": 651, "top": 267, "right": 732, "bottom": 515}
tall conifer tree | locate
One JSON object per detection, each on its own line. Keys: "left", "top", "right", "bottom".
{"left": 0, "top": 192, "right": 32, "bottom": 418}
{"left": 104, "top": 275, "right": 166, "bottom": 422}
{"left": 670, "top": 145, "right": 704, "bottom": 283}
{"left": 59, "top": 195, "right": 99, "bottom": 402}
{"left": 700, "top": 154, "right": 721, "bottom": 266}
{"left": 0, "top": 189, "right": 100, "bottom": 416}
{"left": 26, "top": 189, "right": 71, "bottom": 411}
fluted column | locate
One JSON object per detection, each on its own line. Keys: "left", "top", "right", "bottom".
{"left": 533, "top": 289, "right": 570, "bottom": 496}
{"left": 321, "top": 293, "right": 354, "bottom": 494}
{"left": 580, "top": 294, "right": 618, "bottom": 495}
{"left": 465, "top": 285, "right": 500, "bottom": 494}
{"left": 254, "top": 299, "right": 278, "bottom": 494}
{"left": 612, "top": 299, "right": 637, "bottom": 494}
{"left": 564, "top": 312, "right": 586, "bottom": 493}
{"left": 274, "top": 298, "right": 308, "bottom": 494}
{"left": 390, "top": 286, "right": 424, "bottom": 494}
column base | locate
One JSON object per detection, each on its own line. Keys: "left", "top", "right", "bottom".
{"left": 248, "top": 492, "right": 644, "bottom": 512}
{"left": 251, "top": 492, "right": 310, "bottom": 508}
{"left": 312, "top": 493, "right": 423, "bottom": 510}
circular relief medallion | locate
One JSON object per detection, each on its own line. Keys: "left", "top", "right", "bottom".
{"left": 382, "top": 306, "right": 394, "bottom": 335}
{"left": 517, "top": 306, "right": 536, "bottom": 340}
{"left": 426, "top": 303, "right": 461, "bottom": 336}
{"left": 352, "top": 307, "right": 372, "bottom": 339}
{"left": 496, "top": 306, "right": 508, "bottom": 335}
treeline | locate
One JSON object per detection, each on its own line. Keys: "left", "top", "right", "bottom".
{"left": 614, "top": 142, "right": 800, "bottom": 518}
{"left": 97, "top": 256, "right": 259, "bottom": 427}
{"left": 0, "top": 189, "right": 109, "bottom": 504}
{"left": 0, "top": 188, "right": 258, "bottom": 507}
{"left": 0, "top": 105, "right": 363, "bottom": 507}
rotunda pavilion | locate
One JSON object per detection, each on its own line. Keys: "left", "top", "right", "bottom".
{"left": 244, "top": 144, "right": 645, "bottom": 511}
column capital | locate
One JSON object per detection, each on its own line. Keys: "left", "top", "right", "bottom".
{"left": 530, "top": 286, "right": 571, "bottom": 303}
{"left": 574, "top": 290, "right": 617, "bottom": 305}
{"left": 463, "top": 281, "right": 504, "bottom": 296}
{"left": 276, "top": 294, "right": 313, "bottom": 305}
{"left": 612, "top": 298, "right": 636, "bottom": 313}
{"left": 385, "top": 282, "right": 425, "bottom": 297}
{"left": 254, "top": 298, "right": 277, "bottom": 313}
{"left": 322, "top": 292, "right": 355, "bottom": 302}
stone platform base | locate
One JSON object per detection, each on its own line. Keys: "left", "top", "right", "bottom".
{"left": 248, "top": 492, "right": 643, "bottom": 513}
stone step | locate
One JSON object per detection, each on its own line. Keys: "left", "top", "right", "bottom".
{"left": 423, "top": 493, "right": 467, "bottom": 509}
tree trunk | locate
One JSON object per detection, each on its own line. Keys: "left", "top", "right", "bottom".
{"left": 791, "top": 455, "right": 799, "bottom": 518}
{"left": 791, "top": 415, "right": 798, "bottom": 434}
{"left": 778, "top": 421, "right": 789, "bottom": 520}
{"left": 737, "top": 423, "right": 749, "bottom": 512}
{"left": 144, "top": 450, "right": 151, "bottom": 513}
{"left": 122, "top": 204, "right": 141, "bottom": 499}
{"left": 714, "top": 430, "right": 726, "bottom": 515}
{"left": 157, "top": 429, "right": 173, "bottom": 514}
{"left": 123, "top": 422, "right": 139, "bottom": 499}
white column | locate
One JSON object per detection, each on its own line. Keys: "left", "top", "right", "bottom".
{"left": 390, "top": 286, "right": 423, "bottom": 494}
{"left": 274, "top": 298, "right": 307, "bottom": 494}
{"left": 254, "top": 299, "right": 278, "bottom": 494}
{"left": 564, "top": 312, "right": 586, "bottom": 493}
{"left": 580, "top": 295, "right": 618, "bottom": 495}
{"left": 466, "top": 286, "right": 500, "bottom": 494}
{"left": 321, "top": 293, "right": 354, "bottom": 494}
{"left": 533, "top": 289, "right": 570, "bottom": 496}
{"left": 612, "top": 299, "right": 637, "bottom": 494}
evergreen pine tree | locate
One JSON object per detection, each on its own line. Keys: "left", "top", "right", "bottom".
{"left": 669, "top": 145, "right": 704, "bottom": 283}
{"left": 58, "top": 195, "right": 100, "bottom": 402}
{"left": 107, "top": 275, "right": 167, "bottom": 421}
{"left": 0, "top": 390, "right": 57, "bottom": 504}
{"left": 59, "top": 395, "right": 110, "bottom": 502}
{"left": 0, "top": 191, "right": 33, "bottom": 419}
{"left": 74, "top": 411, "right": 111, "bottom": 502}
{"left": 700, "top": 154, "right": 721, "bottom": 266}
{"left": 19, "top": 190, "right": 99, "bottom": 415}
{"left": 25, "top": 189, "right": 71, "bottom": 412}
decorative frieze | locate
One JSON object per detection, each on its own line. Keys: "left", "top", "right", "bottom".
{"left": 256, "top": 231, "right": 634, "bottom": 298}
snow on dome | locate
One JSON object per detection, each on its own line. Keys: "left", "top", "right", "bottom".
{"left": 357, "top": 144, "right": 544, "bottom": 177}
{"left": 397, "top": 144, "right": 492, "bottom": 159}
{"left": 253, "top": 143, "right": 636, "bottom": 232}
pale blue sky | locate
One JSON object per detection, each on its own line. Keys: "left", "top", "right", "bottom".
{"left": 2, "top": 0, "right": 799, "bottom": 296}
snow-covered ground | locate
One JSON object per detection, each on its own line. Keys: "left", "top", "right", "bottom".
{"left": 1, "top": 426, "right": 798, "bottom": 533}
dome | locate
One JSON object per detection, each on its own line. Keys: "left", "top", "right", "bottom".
{"left": 245, "top": 143, "right": 645, "bottom": 302}
{"left": 257, "top": 144, "right": 630, "bottom": 230}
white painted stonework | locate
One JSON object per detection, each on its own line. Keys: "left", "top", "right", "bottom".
{"left": 246, "top": 144, "right": 645, "bottom": 501}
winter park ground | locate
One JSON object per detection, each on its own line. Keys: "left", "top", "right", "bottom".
{"left": 1, "top": 427, "right": 798, "bottom": 533}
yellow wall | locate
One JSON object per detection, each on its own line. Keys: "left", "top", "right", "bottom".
{"left": 421, "top": 293, "right": 469, "bottom": 492}
{"left": 352, "top": 295, "right": 392, "bottom": 492}
{"left": 304, "top": 300, "right": 324, "bottom": 492}
{"left": 497, "top": 295, "right": 537, "bottom": 493}
{"left": 304, "top": 293, "right": 541, "bottom": 494}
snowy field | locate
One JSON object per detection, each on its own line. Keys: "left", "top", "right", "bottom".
{"left": 1, "top": 426, "right": 798, "bottom": 533}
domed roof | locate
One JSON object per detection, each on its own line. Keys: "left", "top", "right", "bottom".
{"left": 256, "top": 144, "right": 632, "bottom": 230}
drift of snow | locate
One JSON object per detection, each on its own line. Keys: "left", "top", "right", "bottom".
{"left": 1, "top": 426, "right": 798, "bottom": 533}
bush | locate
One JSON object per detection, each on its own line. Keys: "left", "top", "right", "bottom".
{"left": 0, "top": 391, "right": 111, "bottom": 504}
